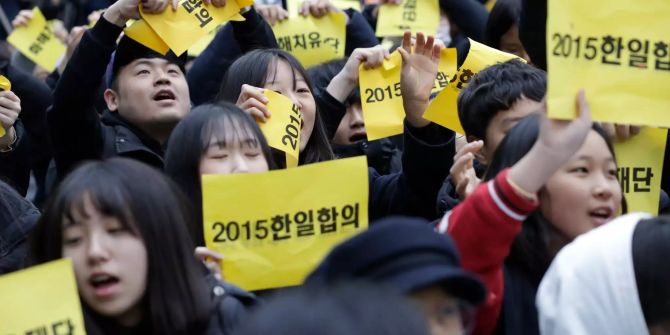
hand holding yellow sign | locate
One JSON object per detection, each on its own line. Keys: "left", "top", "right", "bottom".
{"left": 272, "top": 12, "right": 346, "bottom": 68}
{"left": 432, "top": 48, "right": 458, "bottom": 95}
{"left": 423, "top": 39, "right": 520, "bottom": 134}
{"left": 359, "top": 50, "right": 405, "bottom": 140}
{"left": 286, "top": 0, "right": 361, "bottom": 17}
{"left": 7, "top": 7, "right": 66, "bottom": 72}
{"left": 259, "top": 90, "right": 301, "bottom": 168}
{"left": 124, "top": 19, "right": 170, "bottom": 55}
{"left": 614, "top": 127, "right": 667, "bottom": 215}
{"left": 547, "top": 0, "right": 670, "bottom": 128}
{"left": 0, "top": 75, "right": 11, "bottom": 138}
{"left": 202, "top": 156, "right": 369, "bottom": 291}
{"left": 0, "top": 259, "right": 86, "bottom": 335}
{"left": 140, "top": 0, "right": 253, "bottom": 55}
{"left": 376, "top": 0, "right": 439, "bottom": 37}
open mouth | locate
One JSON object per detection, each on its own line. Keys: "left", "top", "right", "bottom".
{"left": 349, "top": 132, "right": 367, "bottom": 143}
{"left": 153, "top": 89, "right": 175, "bottom": 101}
{"left": 90, "top": 274, "right": 120, "bottom": 290}
{"left": 588, "top": 207, "right": 613, "bottom": 225}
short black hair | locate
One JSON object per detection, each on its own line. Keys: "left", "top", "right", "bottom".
{"left": 164, "top": 102, "right": 276, "bottom": 244}
{"left": 217, "top": 49, "right": 335, "bottom": 166}
{"left": 32, "top": 158, "right": 211, "bottom": 334}
{"left": 485, "top": 0, "right": 521, "bottom": 49}
{"left": 457, "top": 59, "right": 546, "bottom": 141}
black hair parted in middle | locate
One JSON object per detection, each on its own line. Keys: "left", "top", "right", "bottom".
{"left": 485, "top": 0, "right": 522, "bottom": 49}
{"left": 217, "top": 49, "right": 335, "bottom": 166}
{"left": 457, "top": 59, "right": 546, "bottom": 141}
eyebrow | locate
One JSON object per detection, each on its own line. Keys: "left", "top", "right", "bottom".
{"left": 208, "top": 138, "right": 260, "bottom": 148}
{"left": 575, "top": 155, "right": 615, "bottom": 163}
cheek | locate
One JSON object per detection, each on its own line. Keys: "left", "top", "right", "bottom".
{"left": 199, "top": 158, "right": 230, "bottom": 175}
{"left": 250, "top": 158, "right": 270, "bottom": 173}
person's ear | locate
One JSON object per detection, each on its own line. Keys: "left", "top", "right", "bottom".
{"left": 103, "top": 88, "right": 120, "bottom": 112}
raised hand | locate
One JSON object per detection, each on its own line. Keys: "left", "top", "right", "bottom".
{"left": 398, "top": 32, "right": 441, "bottom": 128}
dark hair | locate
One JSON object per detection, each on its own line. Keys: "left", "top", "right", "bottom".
{"left": 307, "top": 58, "right": 361, "bottom": 106}
{"left": 164, "top": 102, "right": 275, "bottom": 245}
{"left": 457, "top": 59, "right": 546, "bottom": 141}
{"left": 483, "top": 114, "right": 626, "bottom": 284}
{"left": 485, "top": 0, "right": 521, "bottom": 49}
{"left": 217, "top": 49, "right": 335, "bottom": 166}
{"left": 31, "top": 158, "right": 211, "bottom": 334}
{"left": 233, "top": 282, "right": 430, "bottom": 335}
{"left": 633, "top": 217, "right": 670, "bottom": 328}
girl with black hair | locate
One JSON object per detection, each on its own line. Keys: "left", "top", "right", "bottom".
{"left": 485, "top": 0, "right": 530, "bottom": 62}
{"left": 31, "top": 158, "right": 256, "bottom": 335}
{"left": 436, "top": 92, "right": 624, "bottom": 335}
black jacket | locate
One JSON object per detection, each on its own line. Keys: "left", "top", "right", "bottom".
{"left": 0, "top": 121, "right": 31, "bottom": 196}
{"left": 0, "top": 180, "right": 40, "bottom": 275}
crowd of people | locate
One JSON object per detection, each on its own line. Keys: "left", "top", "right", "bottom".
{"left": 1, "top": 0, "right": 669, "bottom": 334}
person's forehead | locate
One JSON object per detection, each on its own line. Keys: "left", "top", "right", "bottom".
{"left": 265, "top": 59, "right": 305, "bottom": 84}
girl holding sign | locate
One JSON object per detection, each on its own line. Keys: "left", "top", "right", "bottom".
{"left": 437, "top": 93, "right": 625, "bottom": 335}
{"left": 32, "top": 158, "right": 257, "bottom": 335}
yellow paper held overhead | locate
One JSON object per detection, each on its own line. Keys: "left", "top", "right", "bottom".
{"left": 202, "top": 156, "right": 369, "bottom": 291}
{"left": 359, "top": 50, "right": 405, "bottom": 140}
{"left": 547, "top": 0, "right": 670, "bottom": 127}
{"left": 7, "top": 7, "right": 65, "bottom": 72}
{"left": 0, "top": 259, "right": 86, "bottom": 334}
{"left": 432, "top": 48, "right": 458, "bottom": 96}
{"left": 140, "top": 0, "right": 251, "bottom": 56}
{"left": 124, "top": 19, "right": 170, "bottom": 55}
{"left": 287, "top": 0, "right": 361, "bottom": 17}
{"left": 614, "top": 128, "right": 667, "bottom": 215}
{"left": 259, "top": 90, "right": 301, "bottom": 168}
{"left": 272, "top": 13, "right": 346, "bottom": 68}
{"left": 424, "top": 39, "right": 520, "bottom": 134}
{"left": 376, "top": 0, "right": 439, "bottom": 37}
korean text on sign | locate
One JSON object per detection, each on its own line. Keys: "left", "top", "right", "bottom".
{"left": 202, "top": 156, "right": 369, "bottom": 291}
{"left": 423, "top": 39, "right": 520, "bottom": 134}
{"left": 376, "top": 0, "right": 439, "bottom": 37}
{"left": 7, "top": 7, "right": 66, "bottom": 72}
{"left": 272, "top": 13, "right": 346, "bottom": 68}
{"left": 0, "top": 259, "right": 86, "bottom": 335}
{"left": 614, "top": 127, "right": 667, "bottom": 215}
{"left": 547, "top": 0, "right": 670, "bottom": 128}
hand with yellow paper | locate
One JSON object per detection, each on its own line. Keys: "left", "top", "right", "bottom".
{"left": 328, "top": 45, "right": 390, "bottom": 102}
{"left": 299, "top": 0, "right": 344, "bottom": 18}
{"left": 7, "top": 7, "right": 66, "bottom": 72}
{"left": 0, "top": 84, "right": 22, "bottom": 148}
{"left": 255, "top": 4, "right": 289, "bottom": 25}
{"left": 398, "top": 31, "right": 442, "bottom": 128}
{"left": 235, "top": 84, "right": 272, "bottom": 122}
{"left": 102, "top": 0, "right": 177, "bottom": 27}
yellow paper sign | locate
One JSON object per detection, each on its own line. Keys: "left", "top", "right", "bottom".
{"left": 423, "top": 39, "right": 520, "bottom": 134}
{"left": 272, "top": 13, "right": 346, "bottom": 68}
{"left": 359, "top": 51, "right": 405, "bottom": 141}
{"left": 0, "top": 76, "right": 11, "bottom": 138}
{"left": 7, "top": 7, "right": 66, "bottom": 72}
{"left": 432, "top": 48, "right": 458, "bottom": 95}
{"left": 0, "top": 259, "right": 86, "bottom": 334}
{"left": 286, "top": 0, "right": 361, "bottom": 17}
{"left": 614, "top": 128, "right": 667, "bottom": 215}
{"left": 259, "top": 90, "right": 301, "bottom": 167}
{"left": 376, "top": 0, "right": 439, "bottom": 37}
{"left": 140, "top": 0, "right": 253, "bottom": 55}
{"left": 124, "top": 19, "right": 170, "bottom": 55}
{"left": 202, "top": 156, "right": 369, "bottom": 291}
{"left": 547, "top": 0, "right": 670, "bottom": 127}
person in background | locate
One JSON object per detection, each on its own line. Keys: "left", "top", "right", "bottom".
{"left": 485, "top": 0, "right": 530, "bottom": 62}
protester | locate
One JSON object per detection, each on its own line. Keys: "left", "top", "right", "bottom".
{"left": 31, "top": 158, "right": 257, "bottom": 334}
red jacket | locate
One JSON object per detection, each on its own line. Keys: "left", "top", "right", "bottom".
{"left": 436, "top": 169, "right": 538, "bottom": 335}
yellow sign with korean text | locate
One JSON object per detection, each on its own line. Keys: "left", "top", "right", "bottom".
{"left": 432, "top": 48, "right": 458, "bottom": 95}
{"left": 272, "top": 12, "right": 346, "bottom": 68}
{"left": 0, "top": 259, "right": 86, "bottom": 334}
{"left": 7, "top": 7, "right": 66, "bottom": 72}
{"left": 547, "top": 0, "right": 670, "bottom": 127}
{"left": 376, "top": 0, "right": 439, "bottom": 37}
{"left": 125, "top": 19, "right": 170, "bottom": 55}
{"left": 202, "top": 156, "right": 369, "bottom": 291}
{"left": 614, "top": 127, "right": 667, "bottom": 215}
{"left": 259, "top": 90, "right": 301, "bottom": 168}
{"left": 424, "top": 39, "right": 520, "bottom": 134}
{"left": 359, "top": 50, "right": 404, "bottom": 141}
{"left": 286, "top": 0, "right": 361, "bottom": 17}
{"left": 140, "top": 0, "right": 253, "bottom": 55}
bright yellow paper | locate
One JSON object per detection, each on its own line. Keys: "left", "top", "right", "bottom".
{"left": 486, "top": 0, "right": 497, "bottom": 11}
{"left": 140, "top": 0, "right": 253, "bottom": 55}
{"left": 359, "top": 51, "right": 405, "bottom": 140}
{"left": 432, "top": 48, "right": 458, "bottom": 95}
{"left": 376, "top": 0, "right": 439, "bottom": 37}
{"left": 272, "top": 12, "right": 346, "bottom": 68}
{"left": 0, "top": 76, "right": 11, "bottom": 138}
{"left": 259, "top": 90, "right": 301, "bottom": 167}
{"left": 7, "top": 7, "right": 66, "bottom": 72}
{"left": 424, "top": 39, "right": 520, "bottom": 134}
{"left": 287, "top": 0, "right": 361, "bottom": 17}
{"left": 202, "top": 156, "right": 369, "bottom": 291}
{"left": 0, "top": 259, "right": 86, "bottom": 334}
{"left": 124, "top": 19, "right": 170, "bottom": 55}
{"left": 614, "top": 128, "right": 667, "bottom": 215}
{"left": 547, "top": 0, "right": 670, "bottom": 127}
